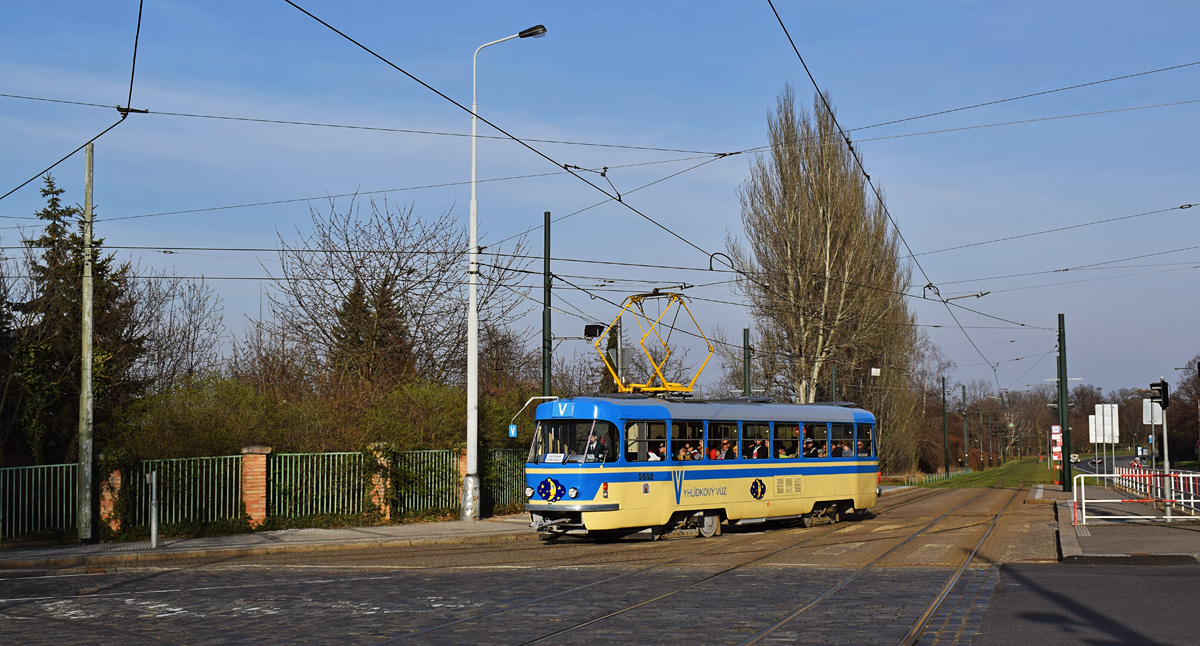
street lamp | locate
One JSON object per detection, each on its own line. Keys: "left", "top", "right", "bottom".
{"left": 464, "top": 24, "right": 547, "bottom": 522}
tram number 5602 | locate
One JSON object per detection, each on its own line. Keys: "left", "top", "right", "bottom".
{"left": 637, "top": 472, "right": 654, "bottom": 481}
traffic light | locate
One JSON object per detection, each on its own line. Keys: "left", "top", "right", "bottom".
{"left": 1149, "top": 379, "right": 1171, "bottom": 409}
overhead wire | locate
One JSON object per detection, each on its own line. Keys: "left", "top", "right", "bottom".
{"left": 0, "top": 0, "right": 148, "bottom": 204}
{"left": 767, "top": 0, "right": 1002, "bottom": 390}
{"left": 914, "top": 203, "right": 1194, "bottom": 257}
{"left": 281, "top": 0, "right": 725, "bottom": 261}
{"left": 6, "top": 56, "right": 1195, "bottom": 164}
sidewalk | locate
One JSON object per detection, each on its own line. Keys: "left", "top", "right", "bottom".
{"left": 0, "top": 515, "right": 533, "bottom": 570}
{"left": 1034, "top": 483, "right": 1200, "bottom": 563}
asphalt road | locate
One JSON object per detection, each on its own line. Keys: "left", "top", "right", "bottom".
{"left": 975, "top": 562, "right": 1200, "bottom": 646}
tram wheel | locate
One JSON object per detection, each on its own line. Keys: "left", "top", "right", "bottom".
{"left": 698, "top": 513, "right": 721, "bottom": 538}
{"left": 800, "top": 513, "right": 814, "bottom": 528}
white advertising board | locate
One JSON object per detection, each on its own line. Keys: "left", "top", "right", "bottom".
{"left": 1094, "top": 403, "right": 1119, "bottom": 443}
{"left": 1104, "top": 403, "right": 1119, "bottom": 443}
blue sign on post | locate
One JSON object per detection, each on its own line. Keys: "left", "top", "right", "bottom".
{"left": 508, "top": 424, "right": 518, "bottom": 438}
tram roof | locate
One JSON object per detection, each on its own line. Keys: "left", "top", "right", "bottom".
{"left": 536, "top": 394, "right": 874, "bottom": 424}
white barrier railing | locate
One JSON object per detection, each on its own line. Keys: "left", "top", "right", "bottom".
{"left": 1072, "top": 469, "right": 1200, "bottom": 525}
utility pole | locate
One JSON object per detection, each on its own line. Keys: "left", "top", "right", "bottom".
{"left": 78, "top": 143, "right": 95, "bottom": 543}
{"left": 942, "top": 377, "right": 950, "bottom": 474}
{"left": 961, "top": 384, "right": 968, "bottom": 469}
{"left": 1057, "top": 314, "right": 1072, "bottom": 492}
{"left": 541, "top": 211, "right": 551, "bottom": 398}
{"left": 742, "top": 328, "right": 751, "bottom": 397}
{"left": 979, "top": 409, "right": 985, "bottom": 469}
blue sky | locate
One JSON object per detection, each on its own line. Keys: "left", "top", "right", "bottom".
{"left": 1, "top": 1, "right": 1197, "bottom": 397}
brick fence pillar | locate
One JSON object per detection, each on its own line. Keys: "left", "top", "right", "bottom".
{"left": 368, "top": 443, "right": 391, "bottom": 522}
{"left": 241, "top": 446, "right": 272, "bottom": 527}
{"left": 98, "top": 469, "right": 122, "bottom": 532}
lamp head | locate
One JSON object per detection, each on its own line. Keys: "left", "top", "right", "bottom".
{"left": 519, "top": 24, "right": 547, "bottom": 38}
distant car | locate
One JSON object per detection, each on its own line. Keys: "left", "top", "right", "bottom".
{"left": 1070, "top": 454, "right": 1080, "bottom": 463}
{"left": 1089, "top": 458, "right": 1102, "bottom": 466}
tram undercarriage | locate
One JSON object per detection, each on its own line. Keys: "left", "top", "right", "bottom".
{"left": 530, "top": 499, "right": 858, "bottom": 542}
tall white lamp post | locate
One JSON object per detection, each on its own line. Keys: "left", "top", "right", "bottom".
{"left": 463, "top": 24, "right": 547, "bottom": 521}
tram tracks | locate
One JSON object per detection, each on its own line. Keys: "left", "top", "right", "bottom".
{"left": 369, "top": 484, "right": 965, "bottom": 644}
{"left": 0, "top": 480, "right": 1012, "bottom": 646}
{"left": 496, "top": 462, "right": 1035, "bottom": 646}
{"left": 735, "top": 460, "right": 1038, "bottom": 646}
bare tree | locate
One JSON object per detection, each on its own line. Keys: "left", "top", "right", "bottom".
{"left": 260, "top": 197, "right": 532, "bottom": 388}
{"left": 131, "top": 269, "right": 225, "bottom": 390}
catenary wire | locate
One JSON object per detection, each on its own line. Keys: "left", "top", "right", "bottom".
{"left": 0, "top": 1, "right": 147, "bottom": 203}
{"left": 767, "top": 0, "right": 1001, "bottom": 389}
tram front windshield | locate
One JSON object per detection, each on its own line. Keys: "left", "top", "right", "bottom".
{"left": 528, "top": 419, "right": 618, "bottom": 464}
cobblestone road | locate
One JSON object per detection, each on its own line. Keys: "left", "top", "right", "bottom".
{"left": 0, "top": 487, "right": 1047, "bottom": 645}
{"left": 0, "top": 562, "right": 999, "bottom": 645}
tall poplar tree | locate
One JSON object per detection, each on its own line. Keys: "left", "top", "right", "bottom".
{"left": 728, "top": 86, "right": 923, "bottom": 471}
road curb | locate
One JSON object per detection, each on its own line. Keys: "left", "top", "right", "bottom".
{"left": 1055, "top": 500, "right": 1083, "bottom": 560}
{"left": 0, "top": 530, "right": 534, "bottom": 570}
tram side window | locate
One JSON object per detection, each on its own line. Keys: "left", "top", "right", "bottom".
{"left": 708, "top": 422, "right": 738, "bottom": 460}
{"left": 804, "top": 423, "right": 829, "bottom": 458}
{"left": 672, "top": 420, "right": 705, "bottom": 461}
{"left": 528, "top": 420, "right": 619, "bottom": 463}
{"left": 772, "top": 422, "right": 799, "bottom": 459}
{"left": 857, "top": 425, "right": 875, "bottom": 457}
{"left": 743, "top": 422, "right": 770, "bottom": 459}
{"left": 626, "top": 421, "right": 668, "bottom": 462}
{"left": 830, "top": 423, "right": 854, "bottom": 458}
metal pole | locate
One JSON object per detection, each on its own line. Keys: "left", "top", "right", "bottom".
{"left": 942, "top": 377, "right": 950, "bottom": 474}
{"left": 463, "top": 28, "right": 543, "bottom": 521}
{"left": 542, "top": 211, "right": 551, "bottom": 398}
{"left": 1058, "top": 314, "right": 1072, "bottom": 492}
{"left": 148, "top": 470, "right": 158, "bottom": 549}
{"left": 615, "top": 318, "right": 623, "bottom": 385}
{"left": 962, "top": 385, "right": 968, "bottom": 470}
{"left": 743, "top": 328, "right": 750, "bottom": 397}
{"left": 1162, "top": 380, "right": 1172, "bottom": 520}
{"left": 1150, "top": 414, "right": 1157, "bottom": 470}
{"left": 831, "top": 362, "right": 836, "bottom": 402}
{"left": 979, "top": 409, "right": 984, "bottom": 470}
{"left": 78, "top": 143, "right": 95, "bottom": 543}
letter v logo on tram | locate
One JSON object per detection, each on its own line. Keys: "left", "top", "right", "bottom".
{"left": 672, "top": 470, "right": 686, "bottom": 504}
{"left": 554, "top": 402, "right": 573, "bottom": 417}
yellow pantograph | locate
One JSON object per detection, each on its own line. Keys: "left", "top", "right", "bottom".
{"left": 595, "top": 291, "right": 714, "bottom": 394}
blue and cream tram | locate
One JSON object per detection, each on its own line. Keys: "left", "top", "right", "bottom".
{"left": 524, "top": 394, "right": 879, "bottom": 540}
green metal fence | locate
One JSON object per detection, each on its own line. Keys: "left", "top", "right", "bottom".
{"left": 0, "top": 463, "right": 76, "bottom": 540}
{"left": 483, "top": 449, "right": 527, "bottom": 511}
{"left": 1, "top": 449, "right": 530, "bottom": 540}
{"left": 128, "top": 456, "right": 243, "bottom": 526}
{"left": 270, "top": 452, "right": 367, "bottom": 517}
{"left": 393, "top": 450, "right": 460, "bottom": 516}
{"left": 894, "top": 468, "right": 973, "bottom": 486}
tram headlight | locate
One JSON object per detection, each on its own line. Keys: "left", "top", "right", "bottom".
{"left": 602, "top": 482, "right": 609, "bottom": 498}
{"left": 568, "top": 487, "right": 579, "bottom": 499}
{"left": 525, "top": 486, "right": 535, "bottom": 499}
